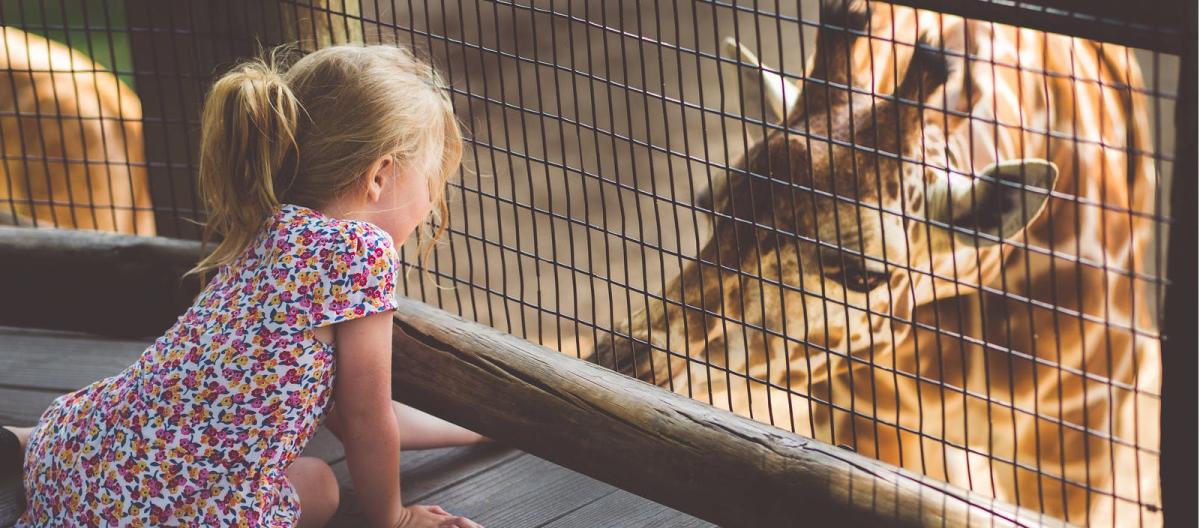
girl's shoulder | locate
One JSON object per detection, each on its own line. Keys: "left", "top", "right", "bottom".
{"left": 275, "top": 203, "right": 396, "bottom": 259}
{"left": 262, "top": 203, "right": 399, "bottom": 331}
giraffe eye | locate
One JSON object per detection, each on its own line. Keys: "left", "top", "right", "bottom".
{"left": 838, "top": 266, "right": 890, "bottom": 293}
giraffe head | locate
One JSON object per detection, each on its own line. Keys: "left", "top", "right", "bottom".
{"left": 591, "top": 0, "right": 1058, "bottom": 409}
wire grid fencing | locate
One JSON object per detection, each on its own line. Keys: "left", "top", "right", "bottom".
{"left": 0, "top": 0, "right": 1182, "bottom": 526}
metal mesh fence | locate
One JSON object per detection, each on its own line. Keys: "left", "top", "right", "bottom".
{"left": 0, "top": 1, "right": 1185, "bottom": 525}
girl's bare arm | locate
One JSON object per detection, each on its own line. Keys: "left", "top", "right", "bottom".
{"left": 330, "top": 310, "right": 405, "bottom": 528}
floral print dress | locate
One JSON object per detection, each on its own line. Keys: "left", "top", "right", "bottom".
{"left": 16, "top": 203, "right": 399, "bottom": 527}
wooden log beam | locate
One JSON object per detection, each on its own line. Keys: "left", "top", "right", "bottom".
{"left": 0, "top": 226, "right": 1064, "bottom": 526}
{"left": 388, "top": 296, "right": 1065, "bottom": 528}
{"left": 0, "top": 226, "right": 203, "bottom": 337}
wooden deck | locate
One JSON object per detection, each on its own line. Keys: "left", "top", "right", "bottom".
{"left": 0, "top": 325, "right": 712, "bottom": 527}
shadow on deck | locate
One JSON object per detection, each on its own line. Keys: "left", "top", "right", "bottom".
{"left": 0, "top": 326, "right": 712, "bottom": 527}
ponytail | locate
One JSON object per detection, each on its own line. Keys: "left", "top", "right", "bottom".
{"left": 187, "top": 50, "right": 301, "bottom": 283}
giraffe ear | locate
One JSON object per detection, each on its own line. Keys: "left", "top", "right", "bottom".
{"left": 928, "top": 159, "right": 1058, "bottom": 245}
{"left": 720, "top": 37, "right": 800, "bottom": 124}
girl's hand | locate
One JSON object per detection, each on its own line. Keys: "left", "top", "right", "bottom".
{"left": 393, "top": 504, "right": 483, "bottom": 528}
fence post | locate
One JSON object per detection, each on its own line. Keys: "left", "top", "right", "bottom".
{"left": 1161, "top": 2, "right": 1197, "bottom": 524}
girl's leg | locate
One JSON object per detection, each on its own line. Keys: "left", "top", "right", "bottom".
{"left": 1, "top": 427, "right": 31, "bottom": 451}
{"left": 324, "top": 401, "right": 489, "bottom": 450}
{"left": 286, "top": 456, "right": 340, "bottom": 528}
{"left": 389, "top": 402, "right": 489, "bottom": 449}
{"left": 1, "top": 426, "right": 31, "bottom": 477}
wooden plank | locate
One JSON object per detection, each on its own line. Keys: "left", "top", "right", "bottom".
{"left": 400, "top": 445, "right": 522, "bottom": 503}
{"left": 542, "top": 489, "right": 716, "bottom": 528}
{"left": 0, "top": 387, "right": 60, "bottom": 425}
{"left": 415, "top": 454, "right": 619, "bottom": 528}
{"left": 328, "top": 444, "right": 521, "bottom": 526}
{"left": 0, "top": 326, "right": 147, "bottom": 392}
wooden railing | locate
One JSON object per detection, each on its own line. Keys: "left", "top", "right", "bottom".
{"left": 0, "top": 226, "right": 1066, "bottom": 527}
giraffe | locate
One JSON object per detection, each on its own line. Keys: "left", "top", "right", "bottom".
{"left": 0, "top": 26, "right": 154, "bottom": 235}
{"left": 590, "top": 1, "right": 1161, "bottom": 525}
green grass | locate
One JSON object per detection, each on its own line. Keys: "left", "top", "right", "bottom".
{"left": 2, "top": 0, "right": 135, "bottom": 88}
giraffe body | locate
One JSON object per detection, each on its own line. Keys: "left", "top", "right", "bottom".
{"left": 0, "top": 26, "right": 154, "bottom": 235}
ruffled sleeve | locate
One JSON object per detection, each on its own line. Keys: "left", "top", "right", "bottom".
{"left": 307, "top": 220, "right": 399, "bottom": 328}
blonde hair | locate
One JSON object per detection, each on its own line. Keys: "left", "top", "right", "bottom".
{"left": 186, "top": 44, "right": 462, "bottom": 282}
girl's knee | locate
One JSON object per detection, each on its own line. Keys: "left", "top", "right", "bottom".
{"left": 288, "top": 456, "right": 340, "bottom": 527}
{"left": 295, "top": 456, "right": 339, "bottom": 498}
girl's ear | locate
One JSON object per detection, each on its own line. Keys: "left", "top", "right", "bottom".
{"left": 362, "top": 154, "right": 394, "bottom": 204}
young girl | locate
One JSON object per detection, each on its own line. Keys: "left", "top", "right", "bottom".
{"left": 0, "top": 44, "right": 487, "bottom": 528}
